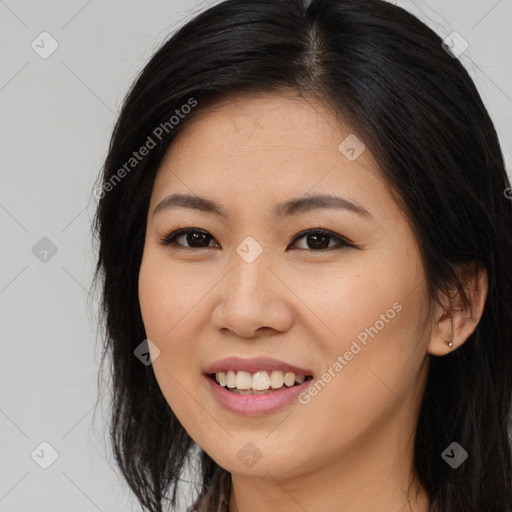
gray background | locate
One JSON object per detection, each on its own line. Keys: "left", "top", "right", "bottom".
{"left": 1, "top": 0, "right": 511, "bottom": 511}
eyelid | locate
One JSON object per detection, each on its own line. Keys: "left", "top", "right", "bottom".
{"left": 158, "top": 227, "right": 354, "bottom": 250}
{"left": 158, "top": 227, "right": 218, "bottom": 248}
{"left": 289, "top": 228, "right": 354, "bottom": 249}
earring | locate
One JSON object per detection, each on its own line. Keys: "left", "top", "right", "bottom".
{"left": 444, "top": 338, "right": 453, "bottom": 348}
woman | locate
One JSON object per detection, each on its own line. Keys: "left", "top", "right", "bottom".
{"left": 92, "top": 0, "right": 512, "bottom": 511}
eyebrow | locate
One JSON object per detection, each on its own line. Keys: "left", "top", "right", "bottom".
{"left": 153, "top": 193, "right": 372, "bottom": 219}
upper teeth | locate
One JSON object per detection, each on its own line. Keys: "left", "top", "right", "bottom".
{"left": 215, "top": 370, "right": 306, "bottom": 390}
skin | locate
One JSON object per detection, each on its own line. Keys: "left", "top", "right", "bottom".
{"left": 138, "top": 91, "right": 488, "bottom": 512}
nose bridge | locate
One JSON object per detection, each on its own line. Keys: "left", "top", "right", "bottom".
{"left": 228, "top": 235, "right": 273, "bottom": 301}
{"left": 211, "top": 235, "right": 292, "bottom": 336}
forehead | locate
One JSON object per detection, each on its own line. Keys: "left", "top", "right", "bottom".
{"left": 171, "top": 91, "right": 363, "bottom": 154}
{"left": 150, "top": 91, "right": 400, "bottom": 222}
{"left": 157, "top": 91, "right": 380, "bottom": 178}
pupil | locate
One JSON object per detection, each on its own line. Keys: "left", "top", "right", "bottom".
{"left": 188, "top": 232, "right": 209, "bottom": 247}
{"left": 308, "top": 233, "right": 329, "bottom": 249}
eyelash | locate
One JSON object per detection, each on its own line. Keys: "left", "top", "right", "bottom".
{"left": 158, "top": 227, "right": 354, "bottom": 252}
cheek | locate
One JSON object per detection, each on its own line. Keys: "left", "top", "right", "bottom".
{"left": 286, "top": 259, "right": 405, "bottom": 346}
{"left": 138, "top": 251, "right": 205, "bottom": 391}
{"left": 138, "top": 252, "right": 198, "bottom": 340}
{"left": 294, "top": 250, "right": 428, "bottom": 405}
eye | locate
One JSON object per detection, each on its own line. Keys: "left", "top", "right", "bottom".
{"left": 159, "top": 227, "right": 354, "bottom": 251}
{"left": 159, "top": 228, "right": 219, "bottom": 249}
{"left": 289, "top": 228, "right": 354, "bottom": 251}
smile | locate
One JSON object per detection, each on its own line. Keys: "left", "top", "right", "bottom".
{"left": 211, "top": 370, "right": 312, "bottom": 394}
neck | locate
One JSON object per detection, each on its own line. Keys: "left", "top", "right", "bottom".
{"left": 229, "top": 464, "right": 429, "bottom": 512}
{"left": 227, "top": 411, "right": 430, "bottom": 512}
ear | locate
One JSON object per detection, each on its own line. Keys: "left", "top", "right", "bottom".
{"left": 427, "top": 262, "right": 488, "bottom": 356}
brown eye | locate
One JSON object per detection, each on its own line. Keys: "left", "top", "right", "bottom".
{"left": 290, "top": 229, "right": 353, "bottom": 251}
{"left": 159, "top": 227, "right": 353, "bottom": 251}
{"left": 159, "top": 228, "right": 219, "bottom": 248}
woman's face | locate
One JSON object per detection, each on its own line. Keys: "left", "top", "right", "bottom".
{"left": 138, "top": 92, "right": 434, "bottom": 482}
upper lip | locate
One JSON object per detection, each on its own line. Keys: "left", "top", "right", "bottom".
{"left": 204, "top": 357, "right": 314, "bottom": 376}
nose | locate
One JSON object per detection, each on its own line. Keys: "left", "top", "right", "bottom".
{"left": 210, "top": 249, "right": 294, "bottom": 339}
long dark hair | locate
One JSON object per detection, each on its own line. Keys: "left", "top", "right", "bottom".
{"left": 92, "top": 0, "right": 512, "bottom": 510}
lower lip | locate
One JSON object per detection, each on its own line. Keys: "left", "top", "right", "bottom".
{"left": 204, "top": 375, "right": 313, "bottom": 415}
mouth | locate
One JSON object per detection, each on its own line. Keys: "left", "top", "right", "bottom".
{"left": 203, "top": 357, "right": 316, "bottom": 414}
{"left": 207, "top": 370, "right": 314, "bottom": 395}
